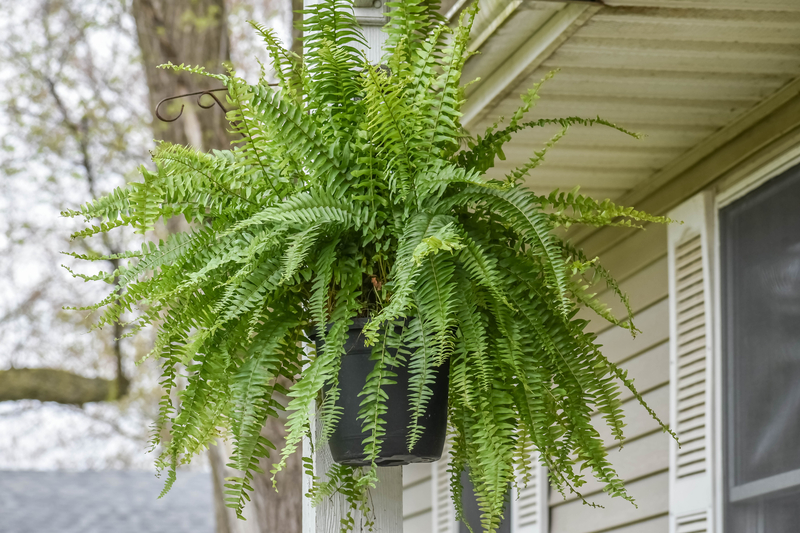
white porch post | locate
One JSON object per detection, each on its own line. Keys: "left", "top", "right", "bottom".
{"left": 302, "top": 411, "right": 402, "bottom": 533}
{"left": 301, "top": 2, "right": 401, "bottom": 532}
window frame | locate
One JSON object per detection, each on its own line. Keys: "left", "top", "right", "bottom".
{"left": 712, "top": 145, "right": 800, "bottom": 532}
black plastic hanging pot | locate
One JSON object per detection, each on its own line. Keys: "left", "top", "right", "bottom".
{"left": 313, "top": 318, "right": 449, "bottom": 467}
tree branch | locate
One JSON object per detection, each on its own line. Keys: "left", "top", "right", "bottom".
{"left": 0, "top": 368, "right": 129, "bottom": 405}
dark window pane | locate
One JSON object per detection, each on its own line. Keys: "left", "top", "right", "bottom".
{"left": 727, "top": 499, "right": 760, "bottom": 533}
{"left": 727, "top": 487, "right": 800, "bottom": 532}
{"left": 765, "top": 488, "right": 800, "bottom": 532}
{"left": 459, "top": 469, "right": 511, "bottom": 533}
{"left": 721, "top": 166, "right": 800, "bottom": 487}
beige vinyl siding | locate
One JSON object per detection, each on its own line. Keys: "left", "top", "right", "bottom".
{"left": 403, "top": 463, "right": 433, "bottom": 533}
{"left": 552, "top": 421, "right": 670, "bottom": 507}
{"left": 551, "top": 473, "right": 669, "bottom": 533}
{"left": 577, "top": 255, "right": 668, "bottom": 334}
{"left": 594, "top": 515, "right": 669, "bottom": 533}
{"left": 549, "top": 224, "right": 671, "bottom": 533}
{"left": 595, "top": 299, "right": 669, "bottom": 366}
{"left": 419, "top": 3, "right": 800, "bottom": 532}
{"left": 591, "top": 224, "right": 668, "bottom": 283}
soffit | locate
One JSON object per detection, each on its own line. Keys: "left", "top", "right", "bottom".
{"left": 465, "top": 2, "right": 800, "bottom": 201}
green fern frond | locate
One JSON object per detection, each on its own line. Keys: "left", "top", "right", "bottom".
{"left": 505, "top": 125, "right": 568, "bottom": 185}
{"left": 477, "top": 186, "right": 571, "bottom": 314}
{"left": 544, "top": 186, "right": 673, "bottom": 229}
{"left": 249, "top": 21, "right": 304, "bottom": 99}
{"left": 357, "top": 321, "right": 406, "bottom": 468}
{"left": 508, "top": 70, "right": 557, "bottom": 129}
{"left": 458, "top": 116, "right": 641, "bottom": 174}
{"left": 226, "top": 311, "right": 301, "bottom": 516}
{"left": 62, "top": 185, "right": 132, "bottom": 223}
{"left": 363, "top": 213, "right": 455, "bottom": 343}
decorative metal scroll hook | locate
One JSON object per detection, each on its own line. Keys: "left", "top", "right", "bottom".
{"left": 196, "top": 90, "right": 228, "bottom": 112}
{"left": 155, "top": 87, "right": 229, "bottom": 123}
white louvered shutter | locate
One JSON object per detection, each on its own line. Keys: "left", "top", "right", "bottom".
{"left": 667, "top": 192, "right": 716, "bottom": 533}
{"left": 431, "top": 446, "right": 547, "bottom": 533}
{"left": 510, "top": 454, "right": 548, "bottom": 533}
{"left": 432, "top": 444, "right": 459, "bottom": 533}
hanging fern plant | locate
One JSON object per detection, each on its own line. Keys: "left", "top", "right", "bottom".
{"left": 63, "top": 1, "right": 675, "bottom": 531}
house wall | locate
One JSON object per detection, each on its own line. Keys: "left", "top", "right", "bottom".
{"left": 543, "top": 70, "right": 800, "bottom": 533}
{"left": 545, "top": 93, "right": 800, "bottom": 533}
{"left": 400, "top": 131, "right": 800, "bottom": 533}
{"left": 400, "top": 158, "right": 800, "bottom": 533}
{"left": 395, "top": 21, "right": 800, "bottom": 530}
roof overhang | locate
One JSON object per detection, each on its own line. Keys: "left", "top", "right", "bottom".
{"left": 453, "top": 0, "right": 800, "bottom": 223}
{"left": 458, "top": 1, "right": 601, "bottom": 127}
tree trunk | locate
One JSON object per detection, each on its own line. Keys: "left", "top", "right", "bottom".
{"left": 130, "top": 2, "right": 302, "bottom": 531}
{"left": 131, "top": 0, "right": 233, "bottom": 151}
{"left": 291, "top": 0, "right": 303, "bottom": 58}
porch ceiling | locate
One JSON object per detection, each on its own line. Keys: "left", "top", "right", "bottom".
{"left": 459, "top": 0, "right": 800, "bottom": 201}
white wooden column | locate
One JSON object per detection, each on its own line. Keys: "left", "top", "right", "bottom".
{"left": 303, "top": 410, "right": 402, "bottom": 533}
{"left": 302, "top": 2, "right": 398, "bottom": 532}
{"left": 353, "top": 0, "right": 389, "bottom": 64}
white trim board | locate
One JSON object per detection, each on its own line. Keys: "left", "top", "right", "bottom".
{"left": 443, "top": 0, "right": 470, "bottom": 22}
{"left": 711, "top": 193, "right": 724, "bottom": 533}
{"left": 714, "top": 143, "right": 800, "bottom": 207}
{"left": 467, "top": 1, "right": 523, "bottom": 53}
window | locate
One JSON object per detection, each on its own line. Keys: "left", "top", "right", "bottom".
{"left": 720, "top": 164, "right": 800, "bottom": 532}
